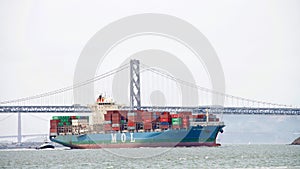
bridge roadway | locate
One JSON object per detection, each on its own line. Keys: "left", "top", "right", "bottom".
{"left": 0, "top": 134, "right": 48, "bottom": 139}
{"left": 0, "top": 105, "right": 299, "bottom": 115}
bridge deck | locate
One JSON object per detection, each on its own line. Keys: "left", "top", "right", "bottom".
{"left": 0, "top": 106, "right": 299, "bottom": 115}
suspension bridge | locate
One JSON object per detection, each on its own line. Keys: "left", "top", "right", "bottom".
{"left": 0, "top": 59, "right": 299, "bottom": 144}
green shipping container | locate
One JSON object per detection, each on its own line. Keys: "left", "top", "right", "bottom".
{"left": 58, "top": 122, "right": 71, "bottom": 126}
{"left": 52, "top": 116, "right": 60, "bottom": 120}
{"left": 172, "top": 118, "right": 182, "bottom": 125}
{"left": 172, "top": 122, "right": 181, "bottom": 125}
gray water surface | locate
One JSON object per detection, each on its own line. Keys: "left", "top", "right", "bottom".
{"left": 0, "top": 144, "right": 299, "bottom": 169}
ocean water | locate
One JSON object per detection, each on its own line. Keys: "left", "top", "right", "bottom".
{"left": 0, "top": 144, "right": 299, "bottom": 169}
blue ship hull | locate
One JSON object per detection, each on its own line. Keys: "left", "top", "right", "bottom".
{"left": 50, "top": 125, "right": 225, "bottom": 148}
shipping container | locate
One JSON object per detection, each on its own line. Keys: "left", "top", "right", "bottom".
{"left": 104, "top": 114, "right": 112, "bottom": 121}
{"left": 143, "top": 119, "right": 152, "bottom": 123}
{"left": 160, "top": 125, "right": 169, "bottom": 129}
{"left": 112, "top": 127, "right": 120, "bottom": 131}
{"left": 127, "top": 112, "right": 137, "bottom": 116}
{"left": 119, "top": 110, "right": 128, "bottom": 120}
{"left": 162, "top": 111, "right": 170, "bottom": 115}
{"left": 128, "top": 121, "right": 136, "bottom": 127}
{"left": 160, "top": 118, "right": 170, "bottom": 122}
{"left": 50, "top": 128, "right": 57, "bottom": 132}
{"left": 103, "top": 121, "right": 112, "bottom": 124}
{"left": 143, "top": 123, "right": 152, "bottom": 130}
{"left": 104, "top": 124, "right": 112, "bottom": 131}
{"left": 128, "top": 126, "right": 136, "bottom": 130}
{"left": 112, "top": 124, "right": 120, "bottom": 127}
{"left": 128, "top": 116, "right": 137, "bottom": 121}
{"left": 152, "top": 112, "right": 160, "bottom": 121}
{"left": 171, "top": 114, "right": 179, "bottom": 118}
{"left": 160, "top": 122, "right": 169, "bottom": 125}
{"left": 50, "top": 128, "right": 57, "bottom": 134}
{"left": 52, "top": 116, "right": 60, "bottom": 120}
{"left": 179, "top": 111, "right": 192, "bottom": 116}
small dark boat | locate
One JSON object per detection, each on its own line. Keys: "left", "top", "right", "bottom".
{"left": 36, "top": 142, "right": 55, "bottom": 150}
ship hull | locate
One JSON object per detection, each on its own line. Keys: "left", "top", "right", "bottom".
{"left": 50, "top": 125, "right": 224, "bottom": 149}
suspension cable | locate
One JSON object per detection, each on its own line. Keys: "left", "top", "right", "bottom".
{"left": 140, "top": 63, "right": 292, "bottom": 108}
{"left": 0, "top": 64, "right": 129, "bottom": 105}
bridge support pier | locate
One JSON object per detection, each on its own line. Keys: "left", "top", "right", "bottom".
{"left": 17, "top": 112, "right": 21, "bottom": 145}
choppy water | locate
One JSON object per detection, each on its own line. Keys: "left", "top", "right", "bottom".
{"left": 0, "top": 144, "right": 299, "bottom": 169}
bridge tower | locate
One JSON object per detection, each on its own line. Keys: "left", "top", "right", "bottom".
{"left": 130, "top": 59, "right": 141, "bottom": 110}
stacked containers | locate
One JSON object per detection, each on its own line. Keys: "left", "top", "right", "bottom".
{"left": 179, "top": 111, "right": 191, "bottom": 129}
{"left": 171, "top": 114, "right": 182, "bottom": 129}
{"left": 77, "top": 116, "right": 89, "bottom": 129}
{"left": 50, "top": 119, "right": 60, "bottom": 134}
{"left": 181, "top": 116, "right": 189, "bottom": 129}
{"left": 152, "top": 112, "right": 160, "bottom": 121}
{"left": 57, "top": 116, "right": 71, "bottom": 126}
{"left": 160, "top": 112, "right": 170, "bottom": 129}
{"left": 208, "top": 114, "right": 217, "bottom": 122}
{"left": 112, "top": 111, "right": 121, "bottom": 131}
{"left": 153, "top": 112, "right": 160, "bottom": 129}
{"left": 127, "top": 111, "right": 137, "bottom": 130}
{"left": 53, "top": 116, "right": 72, "bottom": 134}
{"left": 53, "top": 116, "right": 89, "bottom": 134}
{"left": 135, "top": 110, "right": 143, "bottom": 123}
{"left": 119, "top": 110, "right": 128, "bottom": 130}
{"left": 104, "top": 111, "right": 113, "bottom": 132}
{"left": 142, "top": 111, "right": 153, "bottom": 130}
{"left": 191, "top": 114, "right": 206, "bottom": 122}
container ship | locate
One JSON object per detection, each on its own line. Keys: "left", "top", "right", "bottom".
{"left": 49, "top": 96, "right": 225, "bottom": 149}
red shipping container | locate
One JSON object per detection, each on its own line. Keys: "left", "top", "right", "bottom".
{"left": 182, "top": 120, "right": 189, "bottom": 124}
{"left": 198, "top": 114, "right": 205, "bottom": 118}
{"left": 112, "top": 114, "right": 120, "bottom": 117}
{"left": 50, "top": 119, "right": 60, "bottom": 123}
{"left": 106, "top": 111, "right": 114, "bottom": 116}
{"left": 128, "top": 121, "right": 136, "bottom": 127}
{"left": 182, "top": 117, "right": 189, "bottom": 122}
{"left": 160, "top": 118, "right": 170, "bottom": 122}
{"left": 112, "top": 120, "right": 120, "bottom": 124}
{"left": 50, "top": 120, "right": 60, "bottom": 129}
{"left": 171, "top": 114, "right": 179, "bottom": 118}
{"left": 162, "top": 111, "right": 170, "bottom": 115}
{"left": 50, "top": 128, "right": 57, "bottom": 133}
{"left": 143, "top": 122, "right": 152, "bottom": 130}
{"left": 182, "top": 124, "right": 189, "bottom": 128}
{"left": 179, "top": 111, "right": 192, "bottom": 116}
{"left": 128, "top": 116, "right": 137, "bottom": 122}
{"left": 112, "top": 127, "right": 120, "bottom": 131}
{"left": 209, "top": 118, "right": 215, "bottom": 122}
{"left": 144, "top": 119, "right": 152, "bottom": 123}
{"left": 104, "top": 114, "right": 112, "bottom": 121}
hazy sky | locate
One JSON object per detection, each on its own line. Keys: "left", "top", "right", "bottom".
{"left": 0, "top": 0, "right": 299, "bottom": 143}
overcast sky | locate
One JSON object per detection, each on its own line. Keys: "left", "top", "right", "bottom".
{"left": 0, "top": 0, "right": 299, "bottom": 143}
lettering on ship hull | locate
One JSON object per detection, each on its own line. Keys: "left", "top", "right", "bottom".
{"left": 111, "top": 133, "right": 135, "bottom": 143}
